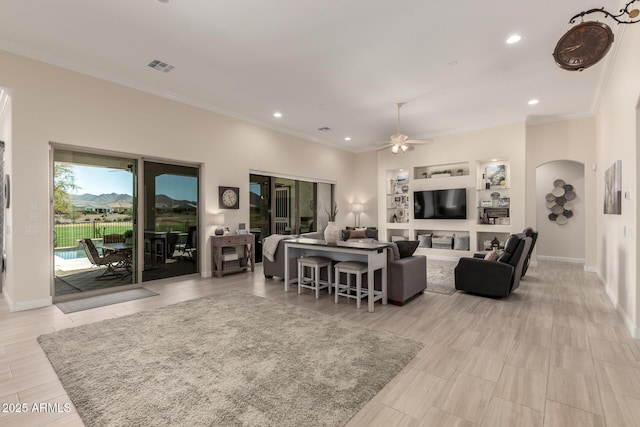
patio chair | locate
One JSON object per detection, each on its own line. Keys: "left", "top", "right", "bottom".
{"left": 176, "top": 226, "right": 197, "bottom": 260}
{"left": 79, "top": 238, "right": 128, "bottom": 280}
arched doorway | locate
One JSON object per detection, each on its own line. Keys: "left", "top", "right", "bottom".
{"left": 535, "top": 160, "right": 585, "bottom": 263}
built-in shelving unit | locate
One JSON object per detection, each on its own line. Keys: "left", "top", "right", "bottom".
{"left": 378, "top": 151, "right": 520, "bottom": 260}
{"left": 415, "top": 229, "right": 470, "bottom": 251}
{"left": 386, "top": 169, "right": 410, "bottom": 224}
{"left": 476, "top": 159, "right": 511, "bottom": 226}
{"left": 476, "top": 231, "right": 510, "bottom": 251}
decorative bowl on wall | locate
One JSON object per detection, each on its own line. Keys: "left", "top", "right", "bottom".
{"left": 546, "top": 179, "right": 576, "bottom": 225}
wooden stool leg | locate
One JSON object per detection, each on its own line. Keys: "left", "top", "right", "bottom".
{"left": 334, "top": 267, "right": 339, "bottom": 303}
{"left": 314, "top": 265, "right": 320, "bottom": 298}
{"left": 298, "top": 263, "right": 303, "bottom": 294}
{"left": 356, "top": 272, "right": 362, "bottom": 309}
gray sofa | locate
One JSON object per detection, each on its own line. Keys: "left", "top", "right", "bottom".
{"left": 262, "top": 233, "right": 427, "bottom": 305}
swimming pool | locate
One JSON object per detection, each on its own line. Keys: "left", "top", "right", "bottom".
{"left": 54, "top": 247, "right": 87, "bottom": 260}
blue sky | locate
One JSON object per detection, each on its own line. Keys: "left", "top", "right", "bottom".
{"left": 70, "top": 165, "right": 197, "bottom": 201}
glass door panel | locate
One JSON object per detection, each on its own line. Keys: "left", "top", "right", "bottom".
{"left": 273, "top": 177, "right": 296, "bottom": 235}
{"left": 249, "top": 174, "right": 271, "bottom": 262}
{"left": 298, "top": 180, "right": 317, "bottom": 233}
{"left": 250, "top": 173, "right": 334, "bottom": 263}
{"left": 142, "top": 161, "right": 199, "bottom": 281}
{"left": 53, "top": 149, "right": 137, "bottom": 299}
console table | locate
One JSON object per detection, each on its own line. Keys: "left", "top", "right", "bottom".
{"left": 284, "top": 238, "right": 388, "bottom": 312}
{"left": 211, "top": 234, "right": 255, "bottom": 277}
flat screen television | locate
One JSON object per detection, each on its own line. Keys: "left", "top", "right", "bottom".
{"left": 414, "top": 188, "right": 467, "bottom": 219}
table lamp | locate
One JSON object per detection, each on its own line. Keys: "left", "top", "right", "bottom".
{"left": 351, "top": 203, "right": 364, "bottom": 227}
{"left": 212, "top": 213, "right": 225, "bottom": 236}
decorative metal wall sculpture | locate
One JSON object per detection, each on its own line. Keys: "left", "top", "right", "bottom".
{"left": 545, "top": 179, "right": 576, "bottom": 225}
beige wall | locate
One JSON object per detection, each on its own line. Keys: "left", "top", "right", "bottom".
{"left": 595, "top": 25, "right": 640, "bottom": 336}
{"left": 0, "top": 50, "right": 358, "bottom": 310}
{"left": 525, "top": 117, "right": 597, "bottom": 268}
{"left": 353, "top": 150, "right": 378, "bottom": 228}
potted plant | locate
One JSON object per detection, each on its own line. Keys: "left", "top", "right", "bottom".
{"left": 123, "top": 229, "right": 133, "bottom": 245}
{"left": 430, "top": 169, "right": 452, "bottom": 178}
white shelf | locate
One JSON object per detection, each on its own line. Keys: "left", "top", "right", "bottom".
{"left": 414, "top": 162, "right": 470, "bottom": 180}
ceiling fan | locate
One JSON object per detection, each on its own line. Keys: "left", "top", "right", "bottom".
{"left": 378, "top": 102, "right": 432, "bottom": 154}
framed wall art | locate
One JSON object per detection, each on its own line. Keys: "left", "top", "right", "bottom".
{"left": 484, "top": 164, "right": 506, "bottom": 187}
{"left": 603, "top": 160, "right": 621, "bottom": 214}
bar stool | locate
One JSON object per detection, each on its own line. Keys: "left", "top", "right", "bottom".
{"left": 297, "top": 256, "right": 333, "bottom": 298}
{"left": 334, "top": 261, "right": 368, "bottom": 309}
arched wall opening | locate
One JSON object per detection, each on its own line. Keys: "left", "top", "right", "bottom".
{"left": 535, "top": 160, "right": 585, "bottom": 263}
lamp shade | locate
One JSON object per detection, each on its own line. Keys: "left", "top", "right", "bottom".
{"left": 212, "top": 213, "right": 225, "bottom": 226}
{"left": 351, "top": 203, "right": 364, "bottom": 213}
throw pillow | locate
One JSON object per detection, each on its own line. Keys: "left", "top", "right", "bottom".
{"left": 484, "top": 250, "right": 499, "bottom": 261}
{"left": 417, "top": 234, "right": 432, "bottom": 248}
{"left": 365, "top": 228, "right": 378, "bottom": 239}
{"left": 348, "top": 228, "right": 368, "bottom": 239}
{"left": 387, "top": 242, "right": 401, "bottom": 260}
{"left": 395, "top": 240, "right": 419, "bottom": 258}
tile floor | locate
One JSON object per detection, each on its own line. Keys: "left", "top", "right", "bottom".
{"left": 0, "top": 261, "right": 638, "bottom": 426}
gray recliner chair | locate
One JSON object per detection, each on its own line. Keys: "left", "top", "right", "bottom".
{"left": 454, "top": 234, "right": 531, "bottom": 297}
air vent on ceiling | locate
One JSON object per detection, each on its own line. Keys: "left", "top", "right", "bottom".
{"left": 317, "top": 127, "right": 331, "bottom": 132}
{"left": 148, "top": 60, "right": 174, "bottom": 73}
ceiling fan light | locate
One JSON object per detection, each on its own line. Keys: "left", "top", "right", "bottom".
{"left": 400, "top": 143, "right": 409, "bottom": 152}
{"left": 391, "top": 144, "right": 399, "bottom": 154}
{"left": 391, "top": 133, "right": 408, "bottom": 144}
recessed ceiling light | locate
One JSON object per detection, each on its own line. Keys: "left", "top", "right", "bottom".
{"left": 273, "top": 112, "right": 282, "bottom": 118}
{"left": 506, "top": 34, "right": 522, "bottom": 44}
{"left": 528, "top": 99, "right": 539, "bottom": 105}
{"left": 344, "top": 137, "right": 351, "bottom": 141}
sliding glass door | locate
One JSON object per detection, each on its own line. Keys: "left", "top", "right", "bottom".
{"left": 52, "top": 149, "right": 137, "bottom": 299}
{"left": 52, "top": 149, "right": 201, "bottom": 300}
{"left": 249, "top": 173, "right": 333, "bottom": 261}
{"left": 142, "top": 161, "right": 199, "bottom": 282}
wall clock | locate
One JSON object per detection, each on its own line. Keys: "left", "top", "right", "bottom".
{"left": 219, "top": 186, "right": 239, "bottom": 209}
{"left": 553, "top": 21, "right": 614, "bottom": 71}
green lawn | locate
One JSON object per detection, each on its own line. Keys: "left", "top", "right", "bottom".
{"left": 54, "top": 222, "right": 133, "bottom": 248}
{"left": 54, "top": 216, "right": 196, "bottom": 248}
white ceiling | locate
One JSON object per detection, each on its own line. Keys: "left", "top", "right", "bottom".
{"left": 0, "top": 0, "right": 624, "bottom": 152}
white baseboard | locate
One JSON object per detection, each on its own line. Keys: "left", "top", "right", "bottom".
{"left": 536, "top": 255, "right": 585, "bottom": 264}
{"left": 597, "top": 270, "right": 640, "bottom": 339}
{"left": 9, "top": 296, "right": 52, "bottom": 312}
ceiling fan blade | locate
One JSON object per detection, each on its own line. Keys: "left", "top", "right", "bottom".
{"left": 375, "top": 142, "right": 394, "bottom": 151}
{"left": 406, "top": 138, "right": 434, "bottom": 145}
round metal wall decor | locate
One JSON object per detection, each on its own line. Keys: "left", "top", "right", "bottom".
{"left": 546, "top": 179, "right": 576, "bottom": 225}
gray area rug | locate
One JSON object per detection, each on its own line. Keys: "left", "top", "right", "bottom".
{"left": 55, "top": 288, "right": 159, "bottom": 314}
{"left": 39, "top": 293, "right": 422, "bottom": 426}
{"left": 426, "top": 259, "right": 458, "bottom": 295}
{"left": 56, "top": 268, "right": 132, "bottom": 294}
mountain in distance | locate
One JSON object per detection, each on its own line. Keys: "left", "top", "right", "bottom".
{"left": 70, "top": 193, "right": 196, "bottom": 209}
{"left": 70, "top": 193, "right": 132, "bottom": 204}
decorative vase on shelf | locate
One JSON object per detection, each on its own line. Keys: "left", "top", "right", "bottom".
{"left": 324, "top": 221, "right": 340, "bottom": 244}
